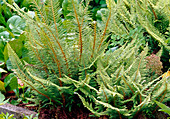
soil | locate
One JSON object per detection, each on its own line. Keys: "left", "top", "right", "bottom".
{"left": 18, "top": 103, "right": 109, "bottom": 119}
{"left": 17, "top": 103, "right": 168, "bottom": 119}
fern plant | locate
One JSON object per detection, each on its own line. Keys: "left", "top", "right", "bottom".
{"left": 64, "top": 41, "right": 169, "bottom": 118}
{"left": 100, "top": 0, "right": 170, "bottom": 72}
{"left": 104, "top": 0, "right": 170, "bottom": 49}
{"left": 3, "top": 0, "right": 169, "bottom": 118}
{"left": 4, "top": 0, "right": 111, "bottom": 108}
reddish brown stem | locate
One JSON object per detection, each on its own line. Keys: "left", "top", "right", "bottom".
{"left": 72, "top": 0, "right": 83, "bottom": 60}
{"left": 97, "top": 10, "right": 111, "bottom": 51}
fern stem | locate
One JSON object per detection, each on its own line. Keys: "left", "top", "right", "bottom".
{"left": 28, "top": 33, "right": 48, "bottom": 76}
{"left": 50, "top": 0, "right": 70, "bottom": 75}
{"left": 33, "top": 0, "right": 70, "bottom": 75}
{"left": 103, "top": 88, "right": 108, "bottom": 102}
{"left": 50, "top": 55, "right": 62, "bottom": 81}
{"left": 134, "top": 103, "right": 144, "bottom": 118}
{"left": 134, "top": 50, "right": 145, "bottom": 82}
{"left": 13, "top": 56, "right": 52, "bottom": 102}
{"left": 139, "top": 94, "right": 142, "bottom": 104}
{"left": 97, "top": 9, "right": 111, "bottom": 51}
{"left": 33, "top": 0, "right": 46, "bottom": 23}
{"left": 117, "top": 111, "right": 122, "bottom": 119}
{"left": 122, "top": 89, "right": 126, "bottom": 99}
{"left": 153, "top": 91, "right": 167, "bottom": 114}
{"left": 148, "top": 1, "right": 158, "bottom": 20}
{"left": 91, "top": 21, "right": 97, "bottom": 58}
{"left": 50, "top": 56, "right": 66, "bottom": 106}
{"left": 121, "top": 76, "right": 134, "bottom": 93}
{"left": 33, "top": 24, "right": 63, "bottom": 79}
{"left": 80, "top": 0, "right": 90, "bottom": 26}
{"left": 72, "top": 0, "right": 83, "bottom": 60}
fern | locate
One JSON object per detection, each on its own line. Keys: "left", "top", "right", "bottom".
{"left": 4, "top": 0, "right": 169, "bottom": 118}
{"left": 104, "top": 0, "right": 170, "bottom": 51}
{"left": 64, "top": 41, "right": 169, "bottom": 118}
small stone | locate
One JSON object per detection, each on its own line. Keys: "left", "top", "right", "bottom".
{"left": 0, "top": 103, "right": 37, "bottom": 119}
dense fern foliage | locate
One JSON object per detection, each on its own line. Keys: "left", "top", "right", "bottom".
{"left": 4, "top": 0, "right": 170, "bottom": 118}
{"left": 62, "top": 41, "right": 169, "bottom": 118}
{"left": 104, "top": 0, "right": 170, "bottom": 48}
{"left": 4, "top": 0, "right": 110, "bottom": 106}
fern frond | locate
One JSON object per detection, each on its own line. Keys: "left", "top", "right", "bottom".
{"left": 7, "top": 43, "right": 52, "bottom": 101}
{"left": 76, "top": 93, "right": 101, "bottom": 117}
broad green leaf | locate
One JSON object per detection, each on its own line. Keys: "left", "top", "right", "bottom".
{"left": 0, "top": 51, "right": 4, "bottom": 62}
{"left": 0, "top": 92, "right": 10, "bottom": 105}
{"left": 0, "top": 80, "right": 6, "bottom": 93}
{"left": 4, "top": 73, "right": 18, "bottom": 91}
{"left": 0, "top": 31, "right": 10, "bottom": 40}
{"left": 4, "top": 38, "right": 24, "bottom": 62}
{"left": 0, "top": 92, "right": 5, "bottom": 102}
{"left": 7, "top": 15, "right": 25, "bottom": 36}
{"left": 159, "top": 109, "right": 170, "bottom": 115}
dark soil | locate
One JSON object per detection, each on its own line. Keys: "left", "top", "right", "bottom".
{"left": 38, "top": 106, "right": 109, "bottom": 119}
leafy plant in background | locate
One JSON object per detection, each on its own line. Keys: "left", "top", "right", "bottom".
{"left": 0, "top": 0, "right": 32, "bottom": 26}
{"left": 0, "top": 73, "right": 18, "bottom": 93}
{"left": 88, "top": 0, "right": 107, "bottom": 20}
{"left": 0, "top": 112, "right": 15, "bottom": 119}
{"left": 0, "top": 91, "right": 9, "bottom": 105}
{"left": 3, "top": 0, "right": 170, "bottom": 118}
{"left": 0, "top": 15, "right": 31, "bottom": 106}
{"left": 0, "top": 0, "right": 32, "bottom": 42}
{"left": 0, "top": 37, "right": 26, "bottom": 96}
{"left": 0, "top": 0, "right": 32, "bottom": 101}
{"left": 11, "top": 86, "right": 32, "bottom": 105}
{"left": 0, "top": 112, "right": 38, "bottom": 119}
{"left": 107, "top": 26, "right": 146, "bottom": 53}
{"left": 0, "top": 0, "right": 33, "bottom": 73}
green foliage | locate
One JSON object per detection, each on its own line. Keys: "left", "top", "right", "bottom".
{"left": 89, "top": 0, "right": 107, "bottom": 20}
{"left": 0, "top": 15, "right": 25, "bottom": 41}
{"left": 0, "top": 37, "right": 25, "bottom": 94}
{"left": 0, "top": 112, "right": 15, "bottom": 119}
{"left": 155, "top": 100, "right": 170, "bottom": 115}
{"left": 0, "top": 92, "right": 9, "bottom": 105}
{"left": 0, "top": 73, "right": 18, "bottom": 93}
{"left": 108, "top": 26, "right": 146, "bottom": 49}
{"left": 25, "top": 114, "right": 38, "bottom": 119}
{"left": 0, "top": 0, "right": 33, "bottom": 79}
{"left": 4, "top": 73, "right": 18, "bottom": 92}
{"left": 0, "top": 112, "right": 38, "bottom": 119}
{"left": 0, "top": 0, "right": 32, "bottom": 26}
{"left": 4, "top": 0, "right": 170, "bottom": 118}
{"left": 101, "top": 0, "right": 170, "bottom": 72}
{"left": 106, "top": 0, "right": 170, "bottom": 49}
{"left": 64, "top": 41, "right": 169, "bottom": 118}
